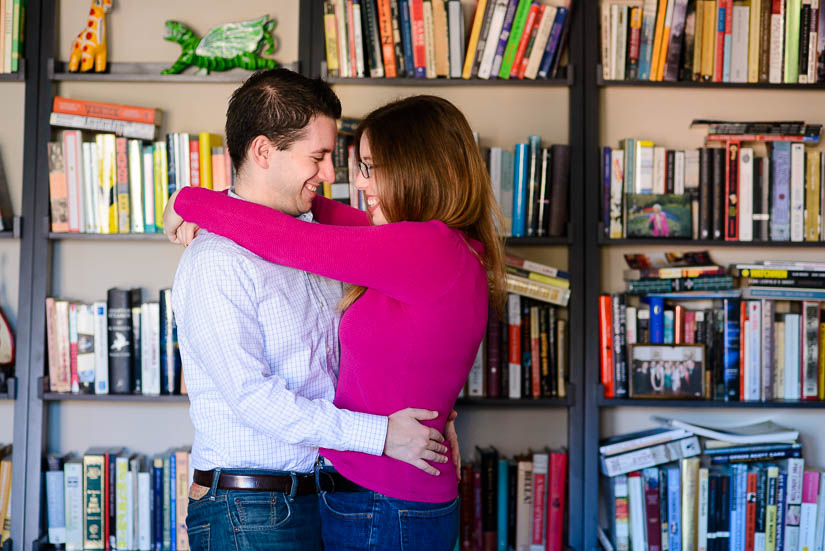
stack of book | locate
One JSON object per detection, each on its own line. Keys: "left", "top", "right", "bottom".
{"left": 48, "top": 97, "right": 232, "bottom": 234}
{"left": 465, "top": 255, "right": 569, "bottom": 399}
{"left": 601, "top": 0, "right": 825, "bottom": 84}
{"left": 599, "top": 254, "right": 825, "bottom": 402}
{"left": 44, "top": 447, "right": 192, "bottom": 551}
{"left": 321, "top": 0, "right": 572, "bottom": 80}
{"left": 0, "top": 443, "right": 11, "bottom": 546}
{"left": 600, "top": 419, "right": 825, "bottom": 551}
{"left": 45, "top": 288, "right": 184, "bottom": 397}
{"left": 487, "top": 139, "right": 570, "bottom": 238}
{"left": 602, "top": 121, "right": 825, "bottom": 242}
{"left": 460, "top": 447, "right": 567, "bottom": 551}
{"left": 0, "top": 0, "right": 24, "bottom": 74}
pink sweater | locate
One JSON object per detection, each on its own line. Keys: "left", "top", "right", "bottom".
{"left": 175, "top": 187, "right": 488, "bottom": 502}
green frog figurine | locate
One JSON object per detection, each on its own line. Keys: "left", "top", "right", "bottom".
{"left": 162, "top": 16, "right": 279, "bottom": 75}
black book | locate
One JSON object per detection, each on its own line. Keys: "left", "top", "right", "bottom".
{"left": 707, "top": 473, "right": 718, "bottom": 551}
{"left": 159, "top": 288, "right": 181, "bottom": 395}
{"left": 658, "top": 465, "right": 669, "bottom": 545}
{"left": 477, "top": 446, "right": 499, "bottom": 548}
{"left": 665, "top": 149, "right": 675, "bottom": 193}
{"left": 799, "top": 4, "right": 812, "bottom": 80}
{"left": 486, "top": 302, "right": 501, "bottom": 398}
{"left": 753, "top": 156, "right": 770, "bottom": 241}
{"left": 712, "top": 147, "right": 725, "bottom": 240}
{"left": 130, "top": 288, "right": 143, "bottom": 394}
{"left": 713, "top": 308, "right": 726, "bottom": 400}
{"left": 717, "top": 470, "right": 732, "bottom": 551}
{"left": 389, "top": 0, "right": 407, "bottom": 77}
{"left": 755, "top": 467, "right": 767, "bottom": 541}
{"left": 550, "top": 1, "right": 572, "bottom": 79}
{"left": 539, "top": 304, "right": 550, "bottom": 398}
{"left": 361, "top": 0, "right": 385, "bottom": 78}
{"left": 500, "top": 318, "right": 509, "bottom": 399}
{"left": 521, "top": 298, "right": 532, "bottom": 398}
{"left": 507, "top": 461, "right": 517, "bottom": 550}
{"left": 680, "top": 0, "right": 696, "bottom": 81}
{"left": 548, "top": 306, "right": 558, "bottom": 397}
{"left": 471, "top": 0, "right": 497, "bottom": 78}
{"left": 612, "top": 293, "right": 628, "bottom": 398}
{"left": 107, "top": 288, "right": 132, "bottom": 394}
{"left": 527, "top": 139, "right": 542, "bottom": 237}
{"left": 537, "top": 148, "right": 552, "bottom": 237}
{"left": 548, "top": 144, "right": 570, "bottom": 237}
{"left": 699, "top": 147, "right": 713, "bottom": 239}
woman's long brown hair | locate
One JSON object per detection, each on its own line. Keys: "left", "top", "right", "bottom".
{"left": 339, "top": 95, "right": 507, "bottom": 312}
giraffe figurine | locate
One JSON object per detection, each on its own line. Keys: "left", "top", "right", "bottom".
{"left": 68, "top": 0, "right": 113, "bottom": 72}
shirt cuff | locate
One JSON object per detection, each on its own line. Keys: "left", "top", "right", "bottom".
{"left": 341, "top": 411, "right": 388, "bottom": 456}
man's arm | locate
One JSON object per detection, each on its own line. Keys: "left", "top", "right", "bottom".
{"left": 179, "top": 241, "right": 448, "bottom": 471}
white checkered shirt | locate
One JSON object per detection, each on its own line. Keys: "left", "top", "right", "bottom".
{"left": 172, "top": 206, "right": 387, "bottom": 474}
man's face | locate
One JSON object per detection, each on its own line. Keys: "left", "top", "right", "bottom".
{"left": 264, "top": 115, "right": 337, "bottom": 216}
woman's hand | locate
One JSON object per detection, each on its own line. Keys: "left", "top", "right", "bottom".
{"left": 163, "top": 190, "right": 200, "bottom": 245}
{"left": 445, "top": 409, "right": 461, "bottom": 480}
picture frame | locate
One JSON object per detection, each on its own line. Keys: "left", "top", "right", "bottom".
{"left": 628, "top": 344, "right": 706, "bottom": 399}
{"left": 625, "top": 193, "right": 692, "bottom": 238}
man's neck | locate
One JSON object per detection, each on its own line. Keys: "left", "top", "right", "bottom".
{"left": 232, "top": 177, "right": 283, "bottom": 211}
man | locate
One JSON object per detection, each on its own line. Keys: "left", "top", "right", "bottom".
{"left": 171, "top": 69, "right": 452, "bottom": 550}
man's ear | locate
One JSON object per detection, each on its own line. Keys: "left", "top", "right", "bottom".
{"left": 248, "top": 135, "right": 273, "bottom": 170}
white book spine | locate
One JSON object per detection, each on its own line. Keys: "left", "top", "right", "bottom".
{"left": 747, "top": 301, "right": 761, "bottom": 401}
{"left": 628, "top": 475, "right": 647, "bottom": 551}
{"left": 51, "top": 113, "right": 156, "bottom": 141}
{"left": 799, "top": 476, "right": 818, "bottom": 551}
{"left": 674, "top": 150, "right": 686, "bottom": 194}
{"left": 685, "top": 149, "right": 700, "bottom": 190}
{"left": 516, "top": 461, "right": 533, "bottom": 550}
{"left": 88, "top": 142, "right": 102, "bottom": 233}
{"left": 524, "top": 6, "right": 555, "bottom": 79}
{"left": 138, "top": 472, "right": 152, "bottom": 551}
{"left": 447, "top": 0, "right": 463, "bottom": 78}
{"left": 423, "top": 1, "right": 436, "bottom": 78}
{"left": 490, "top": 147, "right": 503, "bottom": 210}
{"left": 529, "top": 453, "right": 549, "bottom": 551}
{"left": 739, "top": 147, "right": 754, "bottom": 241}
{"left": 731, "top": 6, "right": 750, "bottom": 82}
{"left": 178, "top": 132, "right": 190, "bottom": 189}
{"left": 76, "top": 304, "right": 95, "bottom": 389}
{"left": 785, "top": 315, "right": 801, "bottom": 400}
{"left": 791, "top": 143, "right": 805, "bottom": 241}
{"left": 352, "top": 1, "right": 366, "bottom": 77}
{"left": 814, "top": 472, "right": 825, "bottom": 551}
{"left": 784, "top": 458, "right": 805, "bottom": 551}
{"left": 93, "top": 301, "right": 109, "bottom": 394}
{"left": 62, "top": 130, "right": 84, "bottom": 232}
{"left": 334, "top": 0, "right": 349, "bottom": 78}
{"left": 626, "top": 306, "right": 637, "bottom": 346}
{"left": 128, "top": 141, "right": 144, "bottom": 233}
{"left": 125, "top": 465, "right": 135, "bottom": 550}
{"left": 637, "top": 144, "right": 654, "bottom": 193}
{"left": 615, "top": 6, "right": 628, "bottom": 80}
{"left": 45, "top": 470, "right": 66, "bottom": 544}
{"left": 508, "top": 293, "right": 521, "bottom": 399}
{"left": 142, "top": 147, "right": 154, "bottom": 230}
{"left": 769, "top": 12, "right": 785, "bottom": 83}
{"left": 653, "top": 146, "right": 666, "bottom": 194}
{"left": 141, "top": 304, "right": 155, "bottom": 395}
{"left": 64, "top": 462, "right": 83, "bottom": 550}
{"left": 698, "top": 468, "right": 709, "bottom": 551}
{"left": 478, "top": 0, "right": 509, "bottom": 79}
{"left": 81, "top": 142, "right": 97, "bottom": 233}
{"left": 602, "top": 1, "right": 612, "bottom": 79}
{"left": 467, "top": 342, "right": 484, "bottom": 396}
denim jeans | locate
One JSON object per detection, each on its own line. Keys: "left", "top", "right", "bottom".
{"left": 316, "top": 469, "right": 459, "bottom": 551}
{"left": 185, "top": 468, "right": 323, "bottom": 551}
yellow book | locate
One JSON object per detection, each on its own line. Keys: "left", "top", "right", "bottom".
{"left": 153, "top": 142, "right": 167, "bottom": 230}
{"left": 748, "top": 0, "right": 761, "bottom": 82}
{"left": 819, "top": 317, "right": 825, "bottom": 400}
{"left": 462, "top": 0, "right": 489, "bottom": 79}
{"left": 693, "top": 0, "right": 705, "bottom": 79}
{"left": 701, "top": 0, "right": 717, "bottom": 79}
{"left": 765, "top": 466, "right": 779, "bottom": 551}
{"left": 97, "top": 134, "right": 117, "bottom": 234}
{"left": 650, "top": 0, "right": 670, "bottom": 80}
{"left": 528, "top": 272, "right": 571, "bottom": 289}
{"left": 323, "top": 0, "right": 340, "bottom": 77}
{"left": 0, "top": 449, "right": 11, "bottom": 546}
{"left": 322, "top": 182, "right": 332, "bottom": 198}
{"left": 175, "top": 450, "right": 190, "bottom": 550}
{"left": 805, "top": 151, "right": 820, "bottom": 241}
{"left": 198, "top": 133, "right": 222, "bottom": 190}
{"left": 681, "top": 457, "right": 700, "bottom": 551}
{"left": 655, "top": 0, "right": 675, "bottom": 80}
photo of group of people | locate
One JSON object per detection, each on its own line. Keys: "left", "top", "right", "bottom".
{"left": 629, "top": 344, "right": 705, "bottom": 398}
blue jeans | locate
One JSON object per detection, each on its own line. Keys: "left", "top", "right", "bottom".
{"left": 185, "top": 469, "right": 323, "bottom": 551}
{"left": 316, "top": 469, "right": 459, "bottom": 551}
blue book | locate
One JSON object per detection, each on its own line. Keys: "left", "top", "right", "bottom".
{"left": 166, "top": 133, "right": 177, "bottom": 197}
{"left": 537, "top": 7, "right": 567, "bottom": 78}
{"left": 45, "top": 469, "right": 66, "bottom": 544}
{"left": 664, "top": 310, "right": 674, "bottom": 344}
{"left": 744, "top": 286, "right": 825, "bottom": 301}
{"left": 399, "top": 0, "right": 415, "bottom": 80}
{"left": 603, "top": 146, "right": 612, "bottom": 235}
{"left": 153, "top": 459, "right": 163, "bottom": 551}
{"left": 667, "top": 466, "right": 682, "bottom": 551}
{"left": 770, "top": 142, "right": 791, "bottom": 241}
{"left": 501, "top": 150, "right": 515, "bottom": 236}
{"left": 512, "top": 143, "right": 529, "bottom": 237}
{"left": 648, "top": 296, "right": 665, "bottom": 343}
{"left": 170, "top": 453, "right": 177, "bottom": 551}
{"left": 490, "top": 0, "right": 519, "bottom": 78}
{"left": 723, "top": 298, "right": 741, "bottom": 401}
{"left": 776, "top": 472, "right": 787, "bottom": 551}
{"left": 638, "top": 6, "right": 656, "bottom": 79}
{"left": 159, "top": 289, "right": 181, "bottom": 394}
{"left": 729, "top": 464, "right": 748, "bottom": 551}
{"left": 497, "top": 459, "right": 509, "bottom": 550}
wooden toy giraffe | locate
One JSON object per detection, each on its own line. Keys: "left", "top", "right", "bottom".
{"left": 68, "top": 0, "right": 113, "bottom": 72}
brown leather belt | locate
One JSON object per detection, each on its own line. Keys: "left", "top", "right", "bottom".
{"left": 193, "top": 469, "right": 317, "bottom": 496}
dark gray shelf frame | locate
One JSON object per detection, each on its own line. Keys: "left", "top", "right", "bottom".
{"left": 0, "top": 60, "right": 25, "bottom": 81}
{"left": 596, "top": 65, "right": 825, "bottom": 89}
{"left": 48, "top": 59, "right": 300, "bottom": 83}
{"left": 0, "top": 378, "right": 15, "bottom": 400}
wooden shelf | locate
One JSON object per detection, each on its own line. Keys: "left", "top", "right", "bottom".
{"left": 456, "top": 396, "right": 572, "bottom": 408}
{"left": 48, "top": 59, "right": 297, "bottom": 83}
{"left": 49, "top": 232, "right": 169, "bottom": 241}
{"left": 41, "top": 392, "right": 189, "bottom": 403}
{"left": 596, "top": 67, "right": 825, "bottom": 89}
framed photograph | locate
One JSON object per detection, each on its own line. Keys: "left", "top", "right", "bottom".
{"left": 625, "top": 194, "right": 692, "bottom": 238}
{"left": 629, "top": 344, "right": 705, "bottom": 398}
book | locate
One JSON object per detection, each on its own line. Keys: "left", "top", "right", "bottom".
{"left": 52, "top": 97, "right": 163, "bottom": 125}
{"left": 652, "top": 418, "right": 800, "bottom": 443}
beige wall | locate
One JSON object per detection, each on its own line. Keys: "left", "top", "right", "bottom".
{"left": 600, "top": 87, "right": 825, "bottom": 468}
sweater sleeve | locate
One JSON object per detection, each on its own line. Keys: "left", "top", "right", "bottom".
{"left": 175, "top": 186, "right": 474, "bottom": 304}
{"left": 311, "top": 195, "right": 371, "bottom": 226}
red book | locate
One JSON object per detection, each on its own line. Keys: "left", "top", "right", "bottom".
{"left": 410, "top": 0, "right": 427, "bottom": 77}
{"left": 644, "top": 471, "right": 662, "bottom": 551}
{"left": 725, "top": 140, "right": 740, "bottom": 240}
{"left": 486, "top": 303, "right": 501, "bottom": 398}
{"left": 714, "top": 2, "right": 726, "bottom": 81}
{"left": 531, "top": 305, "right": 541, "bottom": 399}
{"left": 599, "top": 295, "right": 615, "bottom": 398}
{"left": 517, "top": 5, "right": 545, "bottom": 79}
{"left": 346, "top": 0, "right": 357, "bottom": 77}
{"left": 376, "top": 0, "right": 397, "bottom": 77}
{"left": 740, "top": 300, "right": 748, "bottom": 400}
{"left": 531, "top": 455, "right": 548, "bottom": 548}
{"left": 52, "top": 96, "right": 162, "bottom": 125}
{"left": 684, "top": 311, "right": 696, "bottom": 344}
{"left": 69, "top": 303, "right": 79, "bottom": 392}
{"left": 508, "top": 295, "right": 522, "bottom": 394}
{"left": 745, "top": 471, "right": 757, "bottom": 551}
{"left": 189, "top": 139, "right": 201, "bottom": 188}
{"left": 510, "top": 2, "right": 541, "bottom": 78}
{"left": 460, "top": 464, "right": 474, "bottom": 551}
{"left": 473, "top": 468, "right": 483, "bottom": 551}
{"left": 103, "top": 452, "right": 110, "bottom": 550}
{"left": 546, "top": 452, "right": 567, "bottom": 551}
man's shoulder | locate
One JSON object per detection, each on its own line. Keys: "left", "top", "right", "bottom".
{"left": 182, "top": 231, "right": 260, "bottom": 266}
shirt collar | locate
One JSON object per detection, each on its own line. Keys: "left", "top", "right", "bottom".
{"left": 228, "top": 187, "right": 314, "bottom": 223}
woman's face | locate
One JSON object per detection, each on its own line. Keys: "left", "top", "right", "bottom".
{"left": 354, "top": 134, "right": 388, "bottom": 226}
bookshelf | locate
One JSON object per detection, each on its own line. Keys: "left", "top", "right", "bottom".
{"left": 583, "top": 2, "right": 825, "bottom": 551}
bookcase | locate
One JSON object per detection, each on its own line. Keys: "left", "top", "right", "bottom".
{"left": 581, "top": 1, "right": 825, "bottom": 550}
{"left": 2, "top": 0, "right": 584, "bottom": 549}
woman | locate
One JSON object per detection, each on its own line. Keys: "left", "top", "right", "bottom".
{"left": 165, "top": 95, "right": 505, "bottom": 550}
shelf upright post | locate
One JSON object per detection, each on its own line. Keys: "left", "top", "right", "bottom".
{"left": 299, "top": 0, "right": 325, "bottom": 78}
{"left": 582, "top": 0, "right": 604, "bottom": 548}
